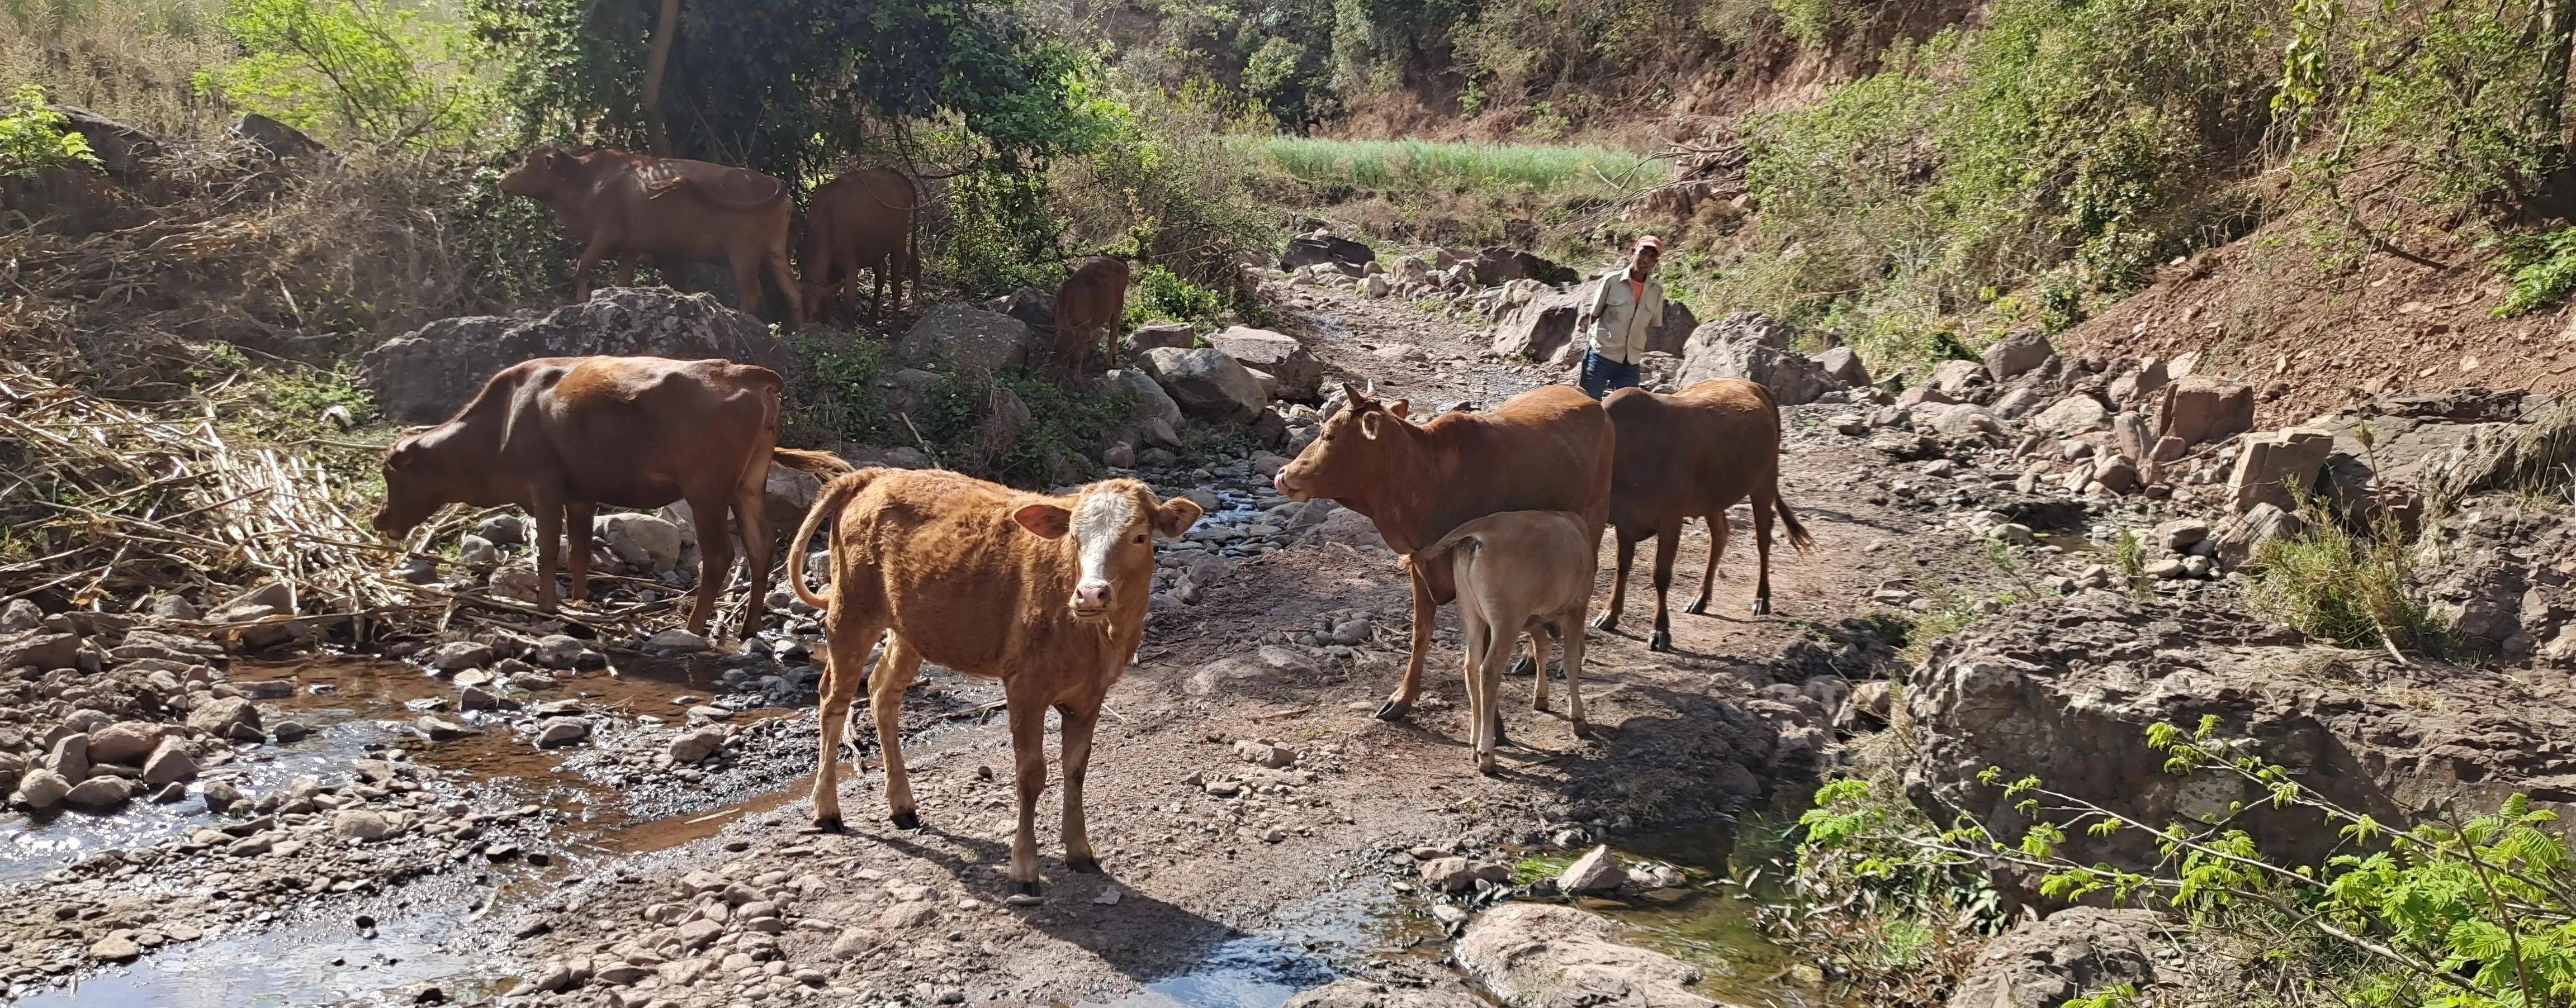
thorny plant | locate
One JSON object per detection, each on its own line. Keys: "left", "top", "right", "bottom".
{"left": 1794, "top": 714, "right": 2576, "bottom": 1006}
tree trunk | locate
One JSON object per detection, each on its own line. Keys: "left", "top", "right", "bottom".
{"left": 641, "top": 0, "right": 682, "bottom": 155}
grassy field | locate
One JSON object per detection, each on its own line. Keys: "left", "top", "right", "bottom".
{"left": 1248, "top": 135, "right": 1657, "bottom": 196}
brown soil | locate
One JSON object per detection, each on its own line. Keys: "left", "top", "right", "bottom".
{"left": 2053, "top": 210, "right": 2576, "bottom": 428}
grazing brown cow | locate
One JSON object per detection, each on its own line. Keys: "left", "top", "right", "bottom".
{"left": 371, "top": 356, "right": 849, "bottom": 636}
{"left": 1594, "top": 379, "right": 1813, "bottom": 650}
{"left": 1414, "top": 511, "right": 1598, "bottom": 773}
{"left": 1049, "top": 256, "right": 1130, "bottom": 379}
{"left": 799, "top": 168, "right": 919, "bottom": 326}
{"left": 1272, "top": 382, "right": 1613, "bottom": 721}
{"left": 789, "top": 468, "right": 1201, "bottom": 895}
{"left": 500, "top": 146, "right": 804, "bottom": 327}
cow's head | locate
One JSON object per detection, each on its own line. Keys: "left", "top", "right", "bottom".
{"left": 1272, "top": 381, "right": 1411, "bottom": 503}
{"left": 370, "top": 426, "right": 454, "bottom": 539}
{"left": 1010, "top": 479, "right": 1202, "bottom": 622}
{"left": 499, "top": 146, "right": 578, "bottom": 200}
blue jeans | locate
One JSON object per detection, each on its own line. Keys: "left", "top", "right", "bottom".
{"left": 1578, "top": 349, "right": 1641, "bottom": 400}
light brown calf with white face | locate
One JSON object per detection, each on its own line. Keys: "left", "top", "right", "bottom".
{"left": 1412, "top": 510, "right": 1598, "bottom": 774}
{"left": 788, "top": 468, "right": 1201, "bottom": 895}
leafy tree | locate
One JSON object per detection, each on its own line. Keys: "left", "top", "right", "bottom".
{"left": 0, "top": 85, "right": 101, "bottom": 177}
{"left": 201, "top": 0, "right": 495, "bottom": 148}
{"left": 467, "top": 0, "right": 1105, "bottom": 187}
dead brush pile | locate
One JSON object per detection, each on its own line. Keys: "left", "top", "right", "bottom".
{"left": 0, "top": 141, "right": 722, "bottom": 647}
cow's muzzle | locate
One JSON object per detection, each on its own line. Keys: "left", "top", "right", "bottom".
{"left": 1272, "top": 472, "right": 1309, "bottom": 502}
{"left": 1069, "top": 581, "right": 1115, "bottom": 620}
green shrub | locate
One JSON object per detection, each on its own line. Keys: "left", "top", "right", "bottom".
{"left": 2496, "top": 225, "right": 2576, "bottom": 317}
{"left": 2243, "top": 507, "right": 2443, "bottom": 654}
{"left": 1126, "top": 265, "right": 1227, "bottom": 331}
{"left": 1251, "top": 135, "right": 1652, "bottom": 196}
{"left": 200, "top": 0, "right": 495, "bottom": 148}
{"left": 0, "top": 84, "right": 99, "bottom": 175}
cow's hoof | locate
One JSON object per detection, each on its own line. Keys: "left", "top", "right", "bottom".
{"left": 1507, "top": 654, "right": 1536, "bottom": 678}
{"left": 1067, "top": 855, "right": 1101, "bottom": 874}
{"left": 890, "top": 811, "right": 921, "bottom": 831}
{"left": 1588, "top": 611, "right": 1617, "bottom": 631}
{"left": 1012, "top": 880, "right": 1042, "bottom": 897}
{"left": 1683, "top": 598, "right": 1710, "bottom": 616}
{"left": 1647, "top": 630, "right": 1672, "bottom": 652}
{"left": 1751, "top": 598, "right": 1773, "bottom": 616}
{"left": 1476, "top": 760, "right": 1498, "bottom": 777}
{"left": 1572, "top": 720, "right": 1592, "bottom": 737}
{"left": 809, "top": 816, "right": 845, "bottom": 835}
{"left": 1372, "top": 700, "right": 1411, "bottom": 722}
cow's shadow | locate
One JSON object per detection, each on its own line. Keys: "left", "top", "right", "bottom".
{"left": 864, "top": 823, "right": 1298, "bottom": 993}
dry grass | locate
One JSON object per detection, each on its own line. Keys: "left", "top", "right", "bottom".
{"left": 0, "top": 0, "right": 234, "bottom": 139}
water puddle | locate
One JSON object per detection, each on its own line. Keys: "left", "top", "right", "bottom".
{"left": 1569, "top": 817, "right": 1841, "bottom": 1008}
{"left": 16, "top": 893, "right": 508, "bottom": 1008}
{"left": 1080, "top": 876, "right": 1435, "bottom": 1008}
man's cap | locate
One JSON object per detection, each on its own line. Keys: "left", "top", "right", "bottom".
{"left": 1635, "top": 235, "right": 1663, "bottom": 253}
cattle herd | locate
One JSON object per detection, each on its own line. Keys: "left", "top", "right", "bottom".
{"left": 497, "top": 145, "right": 1129, "bottom": 354}
{"left": 407, "top": 145, "right": 1808, "bottom": 898}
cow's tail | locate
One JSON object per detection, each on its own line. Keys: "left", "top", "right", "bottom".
{"left": 1759, "top": 387, "right": 1815, "bottom": 555}
{"left": 787, "top": 468, "right": 880, "bottom": 611}
{"left": 771, "top": 448, "right": 854, "bottom": 479}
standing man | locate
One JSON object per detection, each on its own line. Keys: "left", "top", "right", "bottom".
{"left": 1573, "top": 235, "right": 1664, "bottom": 399}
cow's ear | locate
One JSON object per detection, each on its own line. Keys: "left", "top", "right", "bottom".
{"left": 1341, "top": 380, "right": 1369, "bottom": 404}
{"left": 1152, "top": 495, "right": 1203, "bottom": 538}
{"left": 1358, "top": 411, "right": 1382, "bottom": 439}
{"left": 1386, "top": 398, "right": 1411, "bottom": 419}
{"left": 1011, "top": 502, "right": 1072, "bottom": 539}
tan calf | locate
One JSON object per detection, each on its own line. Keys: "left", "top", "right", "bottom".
{"left": 1413, "top": 510, "right": 1598, "bottom": 774}
{"left": 788, "top": 468, "right": 1201, "bottom": 894}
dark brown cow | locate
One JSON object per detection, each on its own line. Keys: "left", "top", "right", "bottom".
{"left": 1595, "top": 379, "right": 1813, "bottom": 649}
{"left": 1272, "top": 382, "right": 1613, "bottom": 721}
{"left": 372, "top": 356, "right": 849, "bottom": 636}
{"left": 1049, "top": 256, "right": 1130, "bottom": 379}
{"left": 500, "top": 146, "right": 804, "bottom": 327}
{"left": 789, "top": 469, "right": 1201, "bottom": 895}
{"left": 799, "top": 168, "right": 919, "bottom": 326}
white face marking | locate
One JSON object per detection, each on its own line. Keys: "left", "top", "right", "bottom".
{"left": 1070, "top": 491, "right": 1140, "bottom": 606}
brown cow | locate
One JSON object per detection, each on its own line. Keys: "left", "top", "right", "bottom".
{"left": 799, "top": 168, "right": 919, "bottom": 326}
{"left": 1049, "top": 256, "right": 1130, "bottom": 379}
{"left": 371, "top": 356, "right": 849, "bottom": 637}
{"left": 1272, "top": 382, "right": 1613, "bottom": 721}
{"left": 500, "top": 146, "right": 804, "bottom": 327}
{"left": 1594, "top": 379, "right": 1814, "bottom": 650}
{"left": 1414, "top": 511, "right": 1597, "bottom": 773}
{"left": 789, "top": 469, "right": 1201, "bottom": 895}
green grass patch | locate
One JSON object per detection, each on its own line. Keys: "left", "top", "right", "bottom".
{"left": 1247, "top": 135, "right": 1655, "bottom": 196}
{"left": 2244, "top": 510, "right": 2447, "bottom": 655}
{"left": 1511, "top": 853, "right": 1575, "bottom": 885}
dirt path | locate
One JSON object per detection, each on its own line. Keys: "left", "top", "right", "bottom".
{"left": 8, "top": 282, "right": 1997, "bottom": 1007}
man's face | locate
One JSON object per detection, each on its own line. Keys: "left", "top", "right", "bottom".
{"left": 1632, "top": 246, "right": 1661, "bottom": 276}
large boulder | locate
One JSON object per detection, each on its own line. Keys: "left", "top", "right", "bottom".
{"left": 1981, "top": 330, "right": 2057, "bottom": 382}
{"left": 1646, "top": 298, "right": 1701, "bottom": 356}
{"left": 186, "top": 696, "right": 263, "bottom": 741}
{"left": 1812, "top": 346, "right": 1871, "bottom": 387}
{"left": 1102, "top": 369, "right": 1185, "bottom": 431}
{"left": 361, "top": 288, "right": 792, "bottom": 424}
{"left": 1907, "top": 591, "right": 2576, "bottom": 905}
{"left": 233, "top": 112, "right": 326, "bottom": 161}
{"left": 1490, "top": 288, "right": 1585, "bottom": 362}
{"left": 1124, "top": 322, "right": 1197, "bottom": 357}
{"left": 2226, "top": 428, "right": 2334, "bottom": 514}
{"left": 1456, "top": 904, "right": 1718, "bottom": 1008}
{"left": 1137, "top": 348, "right": 1267, "bottom": 422}
{"left": 1944, "top": 909, "right": 2168, "bottom": 1008}
{"left": 1470, "top": 247, "right": 1576, "bottom": 286}
{"left": 2156, "top": 377, "right": 2255, "bottom": 447}
{"left": 982, "top": 287, "right": 1054, "bottom": 332}
{"left": 46, "top": 104, "right": 160, "bottom": 179}
{"left": 1280, "top": 230, "right": 1376, "bottom": 271}
{"left": 0, "top": 630, "right": 81, "bottom": 672}
{"left": 1675, "top": 314, "right": 1834, "bottom": 405}
{"left": 894, "top": 305, "right": 1037, "bottom": 375}
{"left": 2030, "top": 394, "right": 2112, "bottom": 434}
{"left": 1205, "top": 327, "right": 1323, "bottom": 401}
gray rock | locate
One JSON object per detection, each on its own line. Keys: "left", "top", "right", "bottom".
{"left": 472, "top": 513, "right": 528, "bottom": 547}
{"left": 1456, "top": 903, "right": 1716, "bottom": 1008}
{"left": 669, "top": 728, "right": 726, "bottom": 764}
{"left": 141, "top": 738, "right": 198, "bottom": 785}
{"left": 62, "top": 776, "right": 135, "bottom": 811}
{"left": 2158, "top": 377, "right": 2256, "bottom": 446}
{"left": 534, "top": 716, "right": 590, "bottom": 748}
{"left": 1557, "top": 844, "right": 1627, "bottom": 893}
{"left": 598, "top": 513, "right": 684, "bottom": 574}
{"left": 333, "top": 809, "right": 395, "bottom": 840}
{"left": 2032, "top": 394, "right": 2112, "bottom": 434}
{"left": 1489, "top": 287, "right": 1585, "bottom": 362}
{"left": 1205, "top": 327, "right": 1322, "bottom": 401}
{"left": 415, "top": 715, "right": 473, "bottom": 741}
{"left": 1982, "top": 330, "right": 2057, "bottom": 382}
{"left": 0, "top": 598, "right": 40, "bottom": 632}
{"left": 2227, "top": 428, "right": 2334, "bottom": 513}
{"left": 271, "top": 720, "right": 311, "bottom": 744}
{"left": 1675, "top": 313, "right": 1835, "bottom": 405}
{"left": 1280, "top": 231, "right": 1375, "bottom": 272}
{"left": 1125, "top": 321, "right": 1196, "bottom": 356}
{"left": 85, "top": 721, "right": 161, "bottom": 765}
{"left": 1137, "top": 348, "right": 1268, "bottom": 422}
{"left": 1469, "top": 246, "right": 1571, "bottom": 286}
{"left": 361, "top": 287, "right": 790, "bottom": 424}
{"left": 424, "top": 640, "right": 494, "bottom": 672}
{"left": 232, "top": 112, "right": 325, "bottom": 161}
{"left": 458, "top": 535, "right": 500, "bottom": 568}
{"left": 13, "top": 768, "right": 70, "bottom": 810}
{"left": 1944, "top": 908, "right": 2166, "bottom": 1008}
{"left": 1104, "top": 368, "right": 1186, "bottom": 432}
{"left": 1813, "top": 346, "right": 1871, "bottom": 387}
{"left": 895, "top": 305, "right": 1036, "bottom": 374}
{"left": 0, "top": 630, "right": 81, "bottom": 672}
{"left": 185, "top": 697, "right": 262, "bottom": 741}
{"left": 527, "top": 634, "right": 590, "bottom": 669}
{"left": 148, "top": 595, "right": 199, "bottom": 621}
